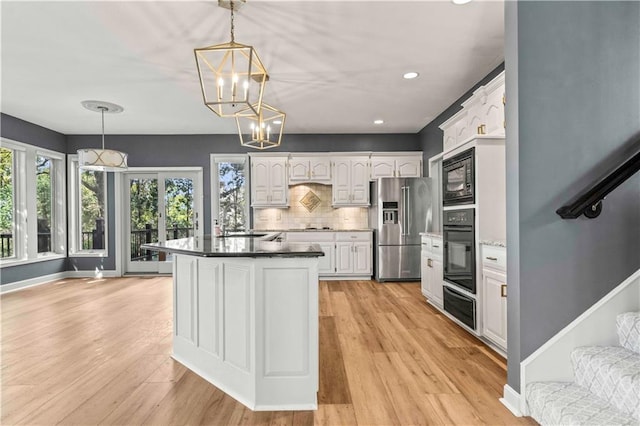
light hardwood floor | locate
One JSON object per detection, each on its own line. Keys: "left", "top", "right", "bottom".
{"left": 1, "top": 277, "right": 535, "bottom": 425}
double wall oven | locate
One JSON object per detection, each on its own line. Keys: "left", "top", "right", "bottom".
{"left": 442, "top": 147, "right": 478, "bottom": 330}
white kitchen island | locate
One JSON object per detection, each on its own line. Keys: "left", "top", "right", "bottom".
{"left": 142, "top": 234, "right": 323, "bottom": 411}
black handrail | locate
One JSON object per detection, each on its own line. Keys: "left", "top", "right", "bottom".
{"left": 556, "top": 148, "right": 640, "bottom": 219}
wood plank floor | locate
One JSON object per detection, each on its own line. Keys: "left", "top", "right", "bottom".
{"left": 1, "top": 277, "right": 535, "bottom": 425}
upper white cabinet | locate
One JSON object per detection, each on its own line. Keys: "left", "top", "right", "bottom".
{"left": 289, "top": 156, "right": 331, "bottom": 184}
{"left": 250, "top": 156, "right": 289, "bottom": 207}
{"left": 370, "top": 154, "right": 422, "bottom": 179}
{"left": 332, "top": 157, "right": 369, "bottom": 206}
{"left": 440, "top": 71, "right": 505, "bottom": 153}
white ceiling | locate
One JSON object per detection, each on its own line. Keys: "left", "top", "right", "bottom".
{"left": 1, "top": 0, "right": 504, "bottom": 135}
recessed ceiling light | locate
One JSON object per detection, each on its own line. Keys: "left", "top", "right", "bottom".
{"left": 374, "top": 119, "right": 384, "bottom": 125}
{"left": 403, "top": 72, "right": 419, "bottom": 80}
{"left": 452, "top": 0, "right": 472, "bottom": 4}
{"left": 273, "top": 120, "right": 282, "bottom": 125}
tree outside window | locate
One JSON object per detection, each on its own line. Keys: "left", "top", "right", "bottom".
{"left": 218, "top": 161, "right": 246, "bottom": 232}
{"left": 0, "top": 148, "right": 14, "bottom": 258}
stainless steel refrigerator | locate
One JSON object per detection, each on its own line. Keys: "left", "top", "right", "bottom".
{"left": 370, "top": 177, "right": 434, "bottom": 281}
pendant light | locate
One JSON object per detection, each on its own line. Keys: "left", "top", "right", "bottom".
{"left": 77, "top": 100, "right": 128, "bottom": 171}
{"left": 235, "top": 103, "right": 286, "bottom": 150}
{"left": 194, "top": 0, "right": 268, "bottom": 118}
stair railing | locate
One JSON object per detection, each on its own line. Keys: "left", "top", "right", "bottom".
{"left": 556, "top": 143, "right": 640, "bottom": 219}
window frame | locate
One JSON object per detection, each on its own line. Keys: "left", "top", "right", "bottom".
{"left": 68, "top": 154, "right": 109, "bottom": 257}
{"left": 0, "top": 138, "right": 66, "bottom": 268}
{"left": 210, "top": 154, "right": 250, "bottom": 234}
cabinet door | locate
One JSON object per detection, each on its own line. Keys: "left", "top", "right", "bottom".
{"left": 335, "top": 242, "right": 353, "bottom": 274}
{"left": 289, "top": 159, "right": 310, "bottom": 182}
{"left": 396, "top": 158, "right": 422, "bottom": 177}
{"left": 352, "top": 242, "right": 371, "bottom": 275}
{"left": 317, "top": 242, "right": 335, "bottom": 275}
{"left": 483, "top": 85, "right": 505, "bottom": 136}
{"left": 466, "top": 101, "right": 484, "bottom": 137}
{"left": 268, "top": 160, "right": 288, "bottom": 205}
{"left": 482, "top": 268, "right": 507, "bottom": 350}
{"left": 421, "top": 252, "right": 432, "bottom": 298}
{"left": 309, "top": 158, "right": 331, "bottom": 182}
{"left": 251, "top": 160, "right": 270, "bottom": 205}
{"left": 332, "top": 160, "right": 351, "bottom": 205}
{"left": 370, "top": 158, "right": 395, "bottom": 179}
{"left": 350, "top": 159, "right": 369, "bottom": 205}
{"left": 431, "top": 258, "right": 444, "bottom": 307}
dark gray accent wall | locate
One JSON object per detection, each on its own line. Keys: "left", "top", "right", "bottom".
{"left": 0, "top": 114, "right": 68, "bottom": 285}
{"left": 506, "top": 1, "right": 640, "bottom": 391}
{"left": 417, "top": 64, "right": 505, "bottom": 174}
{"left": 67, "top": 133, "right": 420, "bottom": 236}
{"left": 1, "top": 114, "right": 66, "bottom": 152}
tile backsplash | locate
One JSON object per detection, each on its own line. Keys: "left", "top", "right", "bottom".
{"left": 253, "top": 183, "right": 369, "bottom": 230}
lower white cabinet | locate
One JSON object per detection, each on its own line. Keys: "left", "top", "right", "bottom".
{"left": 481, "top": 244, "right": 507, "bottom": 351}
{"left": 286, "top": 231, "right": 372, "bottom": 279}
{"left": 336, "top": 241, "right": 370, "bottom": 275}
{"left": 420, "top": 235, "right": 443, "bottom": 308}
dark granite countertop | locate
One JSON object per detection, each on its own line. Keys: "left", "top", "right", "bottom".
{"left": 141, "top": 234, "right": 325, "bottom": 258}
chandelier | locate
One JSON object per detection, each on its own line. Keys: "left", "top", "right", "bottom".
{"left": 235, "top": 103, "right": 286, "bottom": 150}
{"left": 77, "top": 100, "right": 128, "bottom": 171}
{"left": 194, "top": 0, "right": 268, "bottom": 118}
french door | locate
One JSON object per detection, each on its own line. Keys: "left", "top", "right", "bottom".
{"left": 124, "top": 169, "right": 203, "bottom": 274}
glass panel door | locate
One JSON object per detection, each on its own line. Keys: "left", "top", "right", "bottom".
{"left": 127, "top": 174, "right": 159, "bottom": 272}
{"left": 125, "top": 170, "right": 202, "bottom": 274}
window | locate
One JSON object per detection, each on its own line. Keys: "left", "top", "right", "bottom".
{"left": 211, "top": 155, "right": 249, "bottom": 232}
{"left": 0, "top": 147, "right": 14, "bottom": 258}
{"left": 69, "top": 155, "right": 108, "bottom": 255}
{"left": 0, "top": 138, "right": 65, "bottom": 266}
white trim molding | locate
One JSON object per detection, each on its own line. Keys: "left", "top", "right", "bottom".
{"left": 0, "top": 272, "right": 67, "bottom": 294}
{"left": 1, "top": 270, "right": 121, "bottom": 294}
{"left": 500, "top": 384, "right": 523, "bottom": 417}
{"left": 519, "top": 268, "right": 640, "bottom": 415}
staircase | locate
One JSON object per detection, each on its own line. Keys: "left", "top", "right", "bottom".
{"left": 526, "top": 312, "right": 640, "bottom": 425}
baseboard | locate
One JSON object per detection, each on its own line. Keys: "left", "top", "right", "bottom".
{"left": 500, "top": 384, "right": 523, "bottom": 417}
{"left": 321, "top": 275, "right": 372, "bottom": 281}
{"left": 64, "top": 270, "right": 120, "bottom": 278}
{"left": 1, "top": 270, "right": 120, "bottom": 294}
{"left": 0, "top": 272, "right": 67, "bottom": 294}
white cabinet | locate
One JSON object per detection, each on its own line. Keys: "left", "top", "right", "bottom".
{"left": 289, "top": 156, "right": 331, "bottom": 183}
{"left": 250, "top": 157, "right": 289, "bottom": 207}
{"left": 420, "top": 235, "right": 443, "bottom": 308}
{"left": 481, "top": 244, "right": 507, "bottom": 351}
{"left": 440, "top": 71, "right": 505, "bottom": 153}
{"left": 370, "top": 155, "right": 422, "bottom": 179}
{"left": 335, "top": 232, "right": 372, "bottom": 275}
{"left": 286, "top": 231, "right": 371, "bottom": 278}
{"left": 332, "top": 157, "right": 369, "bottom": 206}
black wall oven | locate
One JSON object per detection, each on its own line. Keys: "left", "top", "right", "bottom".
{"left": 443, "top": 209, "right": 475, "bottom": 293}
{"left": 443, "top": 147, "right": 475, "bottom": 206}
{"left": 443, "top": 208, "right": 477, "bottom": 330}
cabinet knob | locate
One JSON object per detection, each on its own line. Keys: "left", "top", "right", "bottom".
{"left": 427, "top": 258, "right": 433, "bottom": 268}
{"left": 501, "top": 284, "right": 507, "bottom": 298}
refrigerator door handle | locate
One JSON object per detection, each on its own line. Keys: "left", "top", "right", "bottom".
{"left": 406, "top": 186, "right": 411, "bottom": 234}
{"left": 400, "top": 186, "right": 407, "bottom": 236}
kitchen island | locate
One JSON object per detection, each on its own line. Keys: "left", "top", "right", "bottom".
{"left": 142, "top": 234, "right": 324, "bottom": 411}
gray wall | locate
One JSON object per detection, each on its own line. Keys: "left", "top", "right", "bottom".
{"left": 1, "top": 114, "right": 68, "bottom": 284}
{"left": 505, "top": 0, "right": 640, "bottom": 391}
{"left": 418, "top": 64, "right": 505, "bottom": 174}
{"left": 65, "top": 133, "right": 420, "bottom": 271}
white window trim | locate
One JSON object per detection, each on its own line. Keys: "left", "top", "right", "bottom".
{"left": 68, "top": 154, "right": 109, "bottom": 257}
{"left": 210, "top": 154, "right": 250, "bottom": 233}
{"left": 0, "top": 138, "right": 66, "bottom": 268}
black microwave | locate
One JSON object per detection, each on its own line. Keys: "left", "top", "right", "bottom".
{"left": 442, "top": 147, "right": 475, "bottom": 206}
